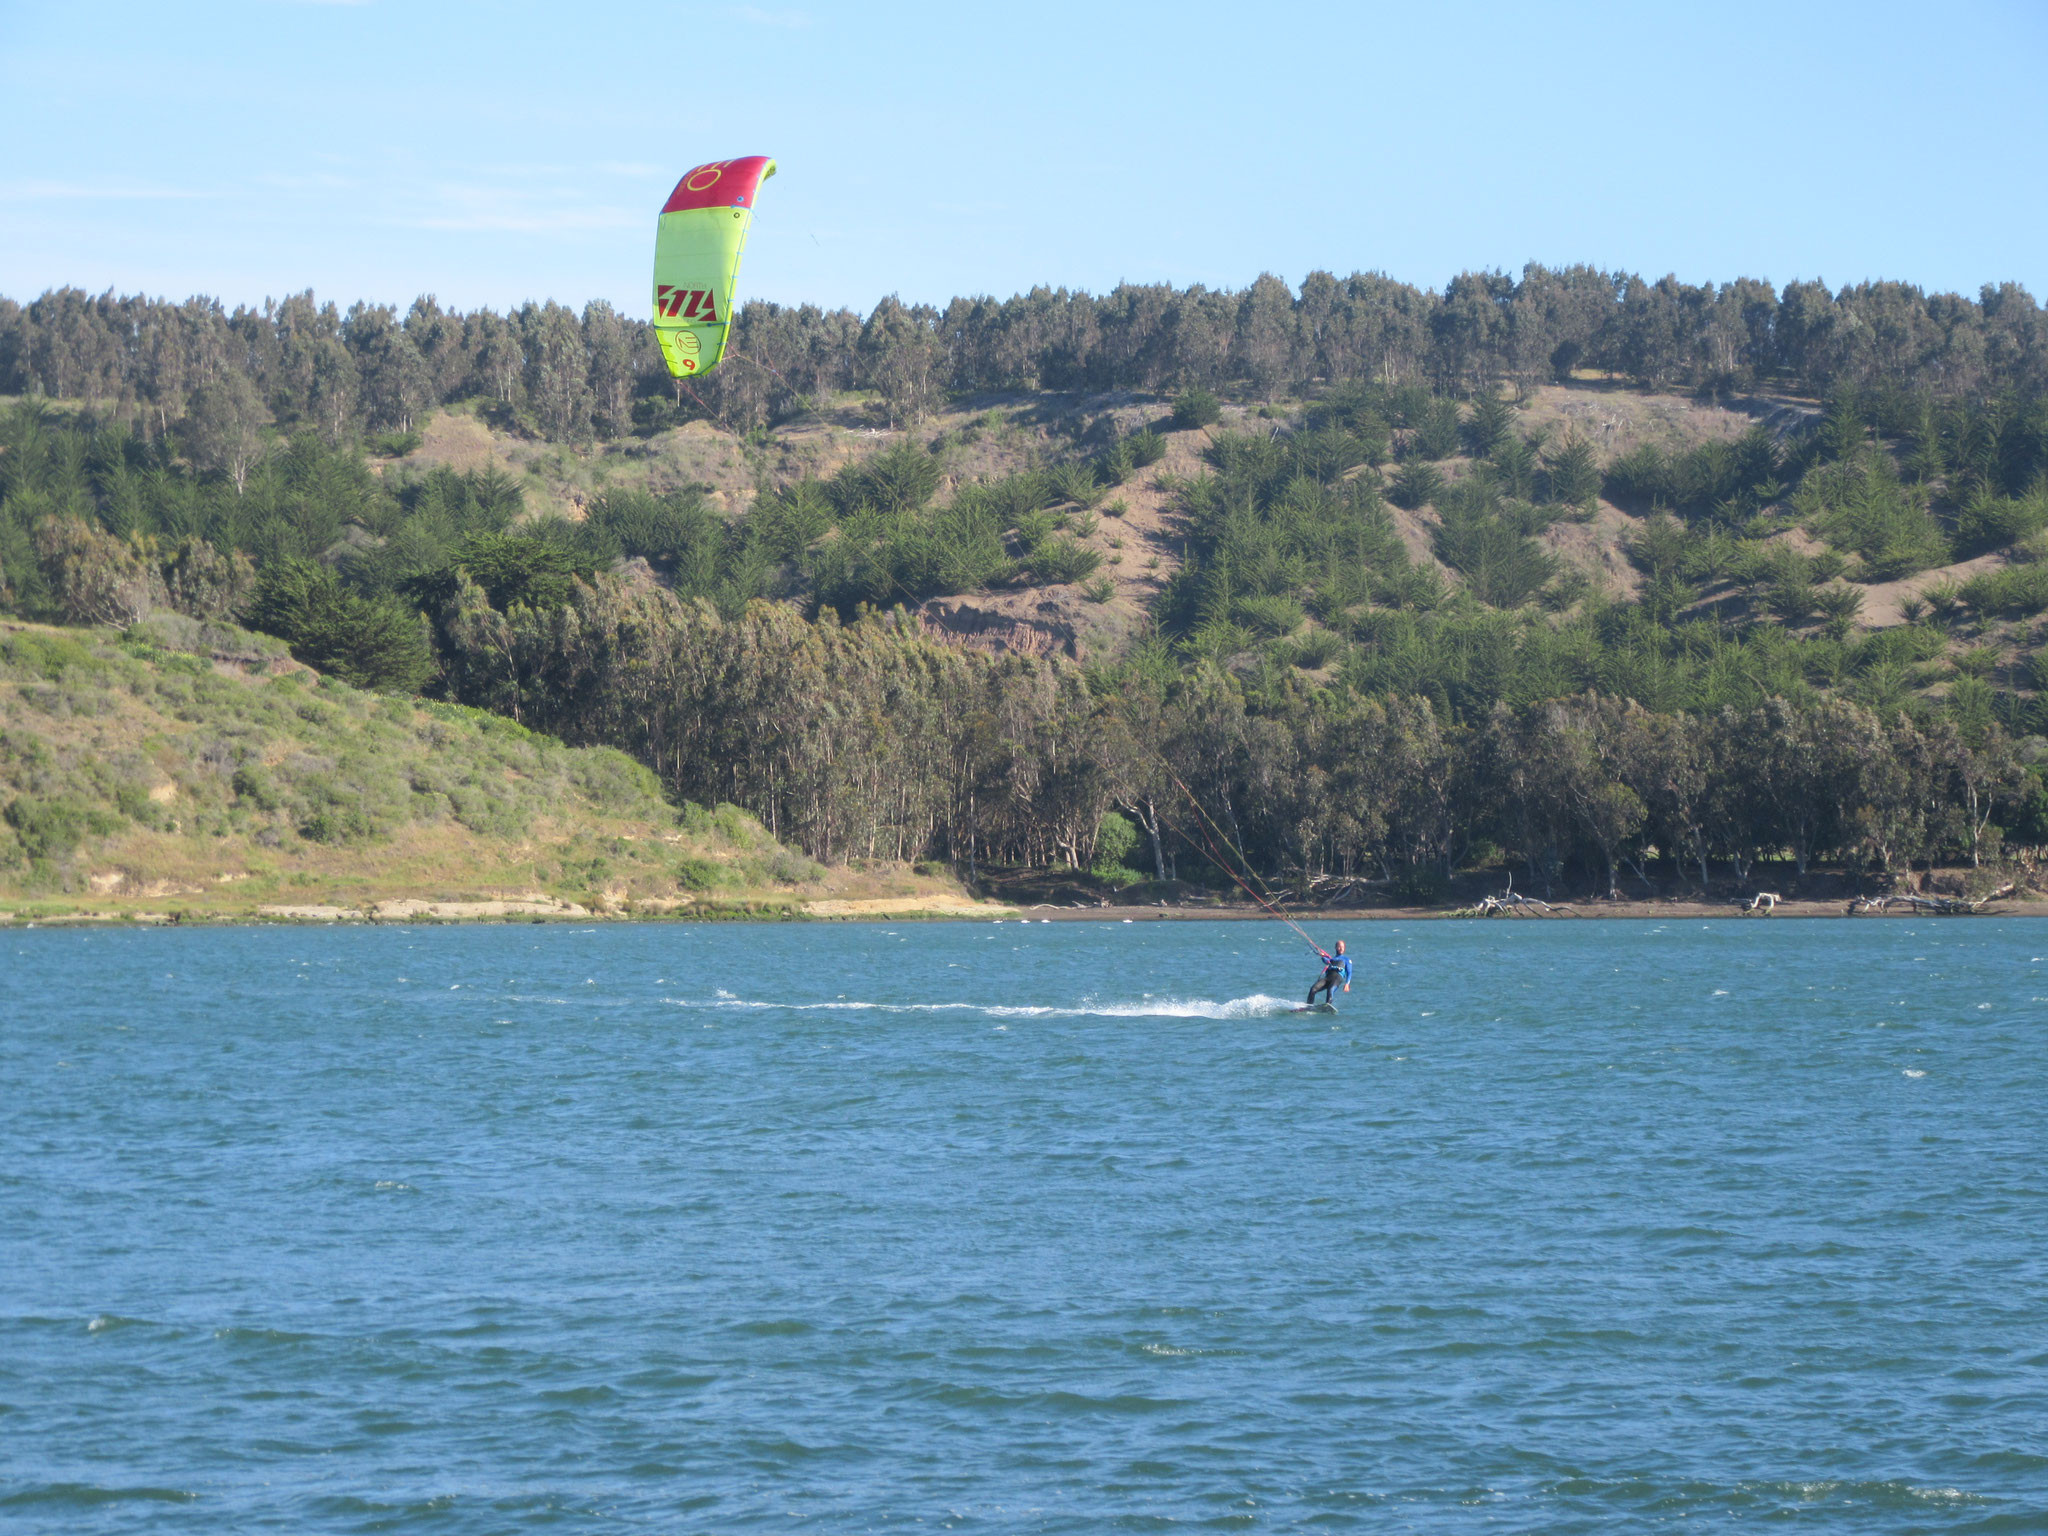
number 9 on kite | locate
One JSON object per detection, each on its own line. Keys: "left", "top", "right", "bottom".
{"left": 652, "top": 155, "right": 776, "bottom": 379}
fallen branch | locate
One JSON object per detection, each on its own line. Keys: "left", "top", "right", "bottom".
{"left": 1847, "top": 882, "right": 2016, "bottom": 916}
{"left": 1456, "top": 876, "right": 1578, "bottom": 918}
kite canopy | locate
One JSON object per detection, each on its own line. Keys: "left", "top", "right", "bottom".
{"left": 652, "top": 155, "right": 776, "bottom": 380}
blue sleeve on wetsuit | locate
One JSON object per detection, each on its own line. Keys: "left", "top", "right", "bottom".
{"left": 1341, "top": 957, "right": 1352, "bottom": 982}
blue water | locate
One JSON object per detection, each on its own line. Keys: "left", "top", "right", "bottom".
{"left": 3, "top": 918, "right": 2046, "bottom": 1532}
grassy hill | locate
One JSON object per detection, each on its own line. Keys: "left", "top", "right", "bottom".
{"left": 0, "top": 616, "right": 987, "bottom": 922}
{"left": 359, "top": 378, "right": 2044, "bottom": 708}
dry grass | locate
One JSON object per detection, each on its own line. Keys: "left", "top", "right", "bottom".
{"left": 0, "top": 619, "right": 973, "bottom": 923}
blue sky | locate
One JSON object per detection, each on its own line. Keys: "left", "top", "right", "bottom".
{"left": 2, "top": 0, "right": 2044, "bottom": 316}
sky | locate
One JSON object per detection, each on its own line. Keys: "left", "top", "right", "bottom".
{"left": 3, "top": 0, "right": 2045, "bottom": 318}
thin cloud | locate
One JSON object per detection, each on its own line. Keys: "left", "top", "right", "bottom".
{"left": 404, "top": 184, "right": 640, "bottom": 232}
{"left": 255, "top": 172, "right": 360, "bottom": 191}
{"left": 0, "top": 181, "right": 208, "bottom": 202}
{"left": 732, "top": 5, "right": 809, "bottom": 27}
{"left": 409, "top": 212, "right": 639, "bottom": 233}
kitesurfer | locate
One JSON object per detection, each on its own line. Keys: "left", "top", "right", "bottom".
{"left": 1307, "top": 939, "right": 1350, "bottom": 1006}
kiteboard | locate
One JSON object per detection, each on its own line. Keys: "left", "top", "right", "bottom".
{"left": 1291, "top": 1002, "right": 1338, "bottom": 1015}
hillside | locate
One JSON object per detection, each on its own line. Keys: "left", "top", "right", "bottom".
{"left": 355, "top": 377, "right": 2044, "bottom": 700}
{"left": 7, "top": 269, "right": 2048, "bottom": 901}
{"left": 370, "top": 381, "right": 1774, "bottom": 651}
{"left": 0, "top": 618, "right": 992, "bottom": 922}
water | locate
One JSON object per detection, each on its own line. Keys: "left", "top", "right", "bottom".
{"left": 3, "top": 918, "right": 2046, "bottom": 1532}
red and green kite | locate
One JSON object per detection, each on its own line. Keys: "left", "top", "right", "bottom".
{"left": 652, "top": 155, "right": 776, "bottom": 379}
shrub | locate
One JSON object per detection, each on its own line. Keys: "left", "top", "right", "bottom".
{"left": 1171, "top": 388, "right": 1222, "bottom": 431}
{"left": 371, "top": 430, "right": 422, "bottom": 458}
{"left": 1813, "top": 583, "right": 1865, "bottom": 634}
{"left": 1125, "top": 428, "right": 1168, "bottom": 467}
{"left": 1046, "top": 461, "right": 1103, "bottom": 509}
{"left": 1388, "top": 462, "right": 1445, "bottom": 511}
{"left": 1234, "top": 593, "right": 1305, "bottom": 637}
{"left": 1080, "top": 576, "right": 1116, "bottom": 603}
{"left": 1290, "top": 628, "right": 1345, "bottom": 668}
{"left": 1800, "top": 455, "right": 1949, "bottom": 579}
{"left": 1409, "top": 397, "right": 1462, "bottom": 461}
{"left": 32, "top": 519, "right": 166, "bottom": 628}
{"left": 406, "top": 533, "right": 599, "bottom": 613}
{"left": 1013, "top": 509, "right": 1063, "bottom": 553}
{"left": 1029, "top": 537, "right": 1102, "bottom": 586}
{"left": 1953, "top": 485, "right": 2048, "bottom": 554}
{"left": 1603, "top": 443, "right": 1669, "bottom": 511}
{"left": 583, "top": 489, "right": 724, "bottom": 574}
{"left": 982, "top": 470, "right": 1049, "bottom": 522}
{"left": 159, "top": 538, "right": 256, "bottom": 621}
{"left": 1543, "top": 434, "right": 1602, "bottom": 509}
{"left": 749, "top": 480, "right": 834, "bottom": 559}
{"left": 231, "top": 764, "right": 280, "bottom": 811}
{"left": 1958, "top": 565, "right": 2048, "bottom": 618}
{"left": 1767, "top": 577, "right": 1819, "bottom": 627}
{"left": 631, "top": 395, "right": 687, "bottom": 436}
{"left": 766, "top": 848, "right": 822, "bottom": 885}
{"left": 4, "top": 795, "right": 123, "bottom": 860}
{"left": 1091, "top": 811, "right": 1141, "bottom": 884}
{"left": 833, "top": 439, "right": 943, "bottom": 515}
{"left": 1923, "top": 581, "right": 1966, "bottom": 623}
{"left": 1465, "top": 393, "right": 1517, "bottom": 458}
{"left": 0, "top": 631, "right": 102, "bottom": 681}
{"left": 1096, "top": 439, "right": 1135, "bottom": 486}
{"left": 1431, "top": 496, "right": 1557, "bottom": 609}
{"left": 673, "top": 856, "right": 724, "bottom": 891}
{"left": 1953, "top": 645, "right": 1998, "bottom": 679}
{"left": 251, "top": 559, "right": 436, "bottom": 693}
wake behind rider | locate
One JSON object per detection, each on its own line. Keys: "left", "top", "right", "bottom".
{"left": 1308, "top": 939, "right": 1351, "bottom": 1006}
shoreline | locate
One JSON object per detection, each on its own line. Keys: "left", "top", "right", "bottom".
{"left": 6, "top": 897, "right": 2046, "bottom": 927}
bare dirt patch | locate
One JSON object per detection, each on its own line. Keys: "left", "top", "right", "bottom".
{"left": 1541, "top": 502, "right": 1646, "bottom": 601}
{"left": 409, "top": 411, "right": 496, "bottom": 474}
{"left": 1517, "top": 380, "right": 1805, "bottom": 458}
{"left": 1856, "top": 553, "right": 2010, "bottom": 628}
{"left": 803, "top": 895, "right": 1015, "bottom": 919}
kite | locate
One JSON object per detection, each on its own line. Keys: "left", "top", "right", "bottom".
{"left": 651, "top": 155, "right": 776, "bottom": 380}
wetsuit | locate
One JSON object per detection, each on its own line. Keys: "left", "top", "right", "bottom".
{"left": 1308, "top": 951, "right": 1351, "bottom": 1005}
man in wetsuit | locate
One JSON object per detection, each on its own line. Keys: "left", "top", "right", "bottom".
{"left": 1307, "top": 939, "right": 1350, "bottom": 1006}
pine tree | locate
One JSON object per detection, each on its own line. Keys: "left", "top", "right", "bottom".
{"left": 1543, "top": 434, "right": 1602, "bottom": 509}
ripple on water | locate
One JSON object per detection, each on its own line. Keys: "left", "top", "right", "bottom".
{"left": 4, "top": 918, "right": 2045, "bottom": 1532}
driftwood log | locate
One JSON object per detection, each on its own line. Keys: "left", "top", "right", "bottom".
{"left": 1847, "top": 882, "right": 2017, "bottom": 916}
{"left": 1457, "top": 876, "right": 1578, "bottom": 918}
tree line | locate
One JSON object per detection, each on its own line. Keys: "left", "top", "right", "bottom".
{"left": 8, "top": 366, "right": 2048, "bottom": 762}
{"left": 5, "top": 266, "right": 2045, "bottom": 440}
{"left": 6, "top": 258, "right": 2048, "bottom": 894}
{"left": 422, "top": 573, "right": 2044, "bottom": 895}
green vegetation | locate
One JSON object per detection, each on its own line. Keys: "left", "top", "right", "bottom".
{"left": 0, "top": 620, "right": 828, "bottom": 912}
{"left": 6, "top": 262, "right": 2048, "bottom": 901}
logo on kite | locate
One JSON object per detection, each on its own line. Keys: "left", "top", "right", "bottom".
{"left": 655, "top": 286, "right": 721, "bottom": 323}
